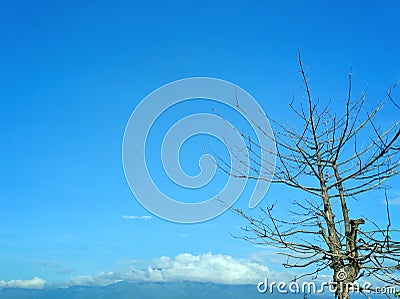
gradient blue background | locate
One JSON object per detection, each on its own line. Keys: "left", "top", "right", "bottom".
{"left": 1, "top": 0, "right": 400, "bottom": 286}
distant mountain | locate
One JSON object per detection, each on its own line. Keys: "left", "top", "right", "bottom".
{"left": 0, "top": 281, "right": 382, "bottom": 299}
{"left": 0, "top": 281, "right": 295, "bottom": 299}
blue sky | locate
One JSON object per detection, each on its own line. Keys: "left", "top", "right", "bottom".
{"left": 1, "top": 0, "right": 400, "bottom": 289}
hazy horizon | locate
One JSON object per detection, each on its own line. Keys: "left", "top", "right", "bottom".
{"left": 1, "top": 0, "right": 400, "bottom": 297}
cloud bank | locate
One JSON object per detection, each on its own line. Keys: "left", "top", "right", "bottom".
{"left": 66, "top": 252, "right": 289, "bottom": 287}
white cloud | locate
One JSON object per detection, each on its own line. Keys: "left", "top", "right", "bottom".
{"left": 42, "top": 261, "right": 74, "bottom": 274}
{"left": 0, "top": 277, "right": 46, "bottom": 289}
{"left": 122, "top": 215, "right": 152, "bottom": 220}
{"left": 116, "top": 259, "right": 138, "bottom": 265}
{"left": 150, "top": 252, "right": 273, "bottom": 284}
{"left": 65, "top": 252, "right": 292, "bottom": 287}
{"left": 389, "top": 197, "right": 400, "bottom": 206}
{"left": 251, "top": 248, "right": 289, "bottom": 265}
{"left": 66, "top": 273, "right": 119, "bottom": 287}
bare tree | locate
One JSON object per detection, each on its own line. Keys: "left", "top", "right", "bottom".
{"left": 224, "top": 53, "right": 400, "bottom": 299}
